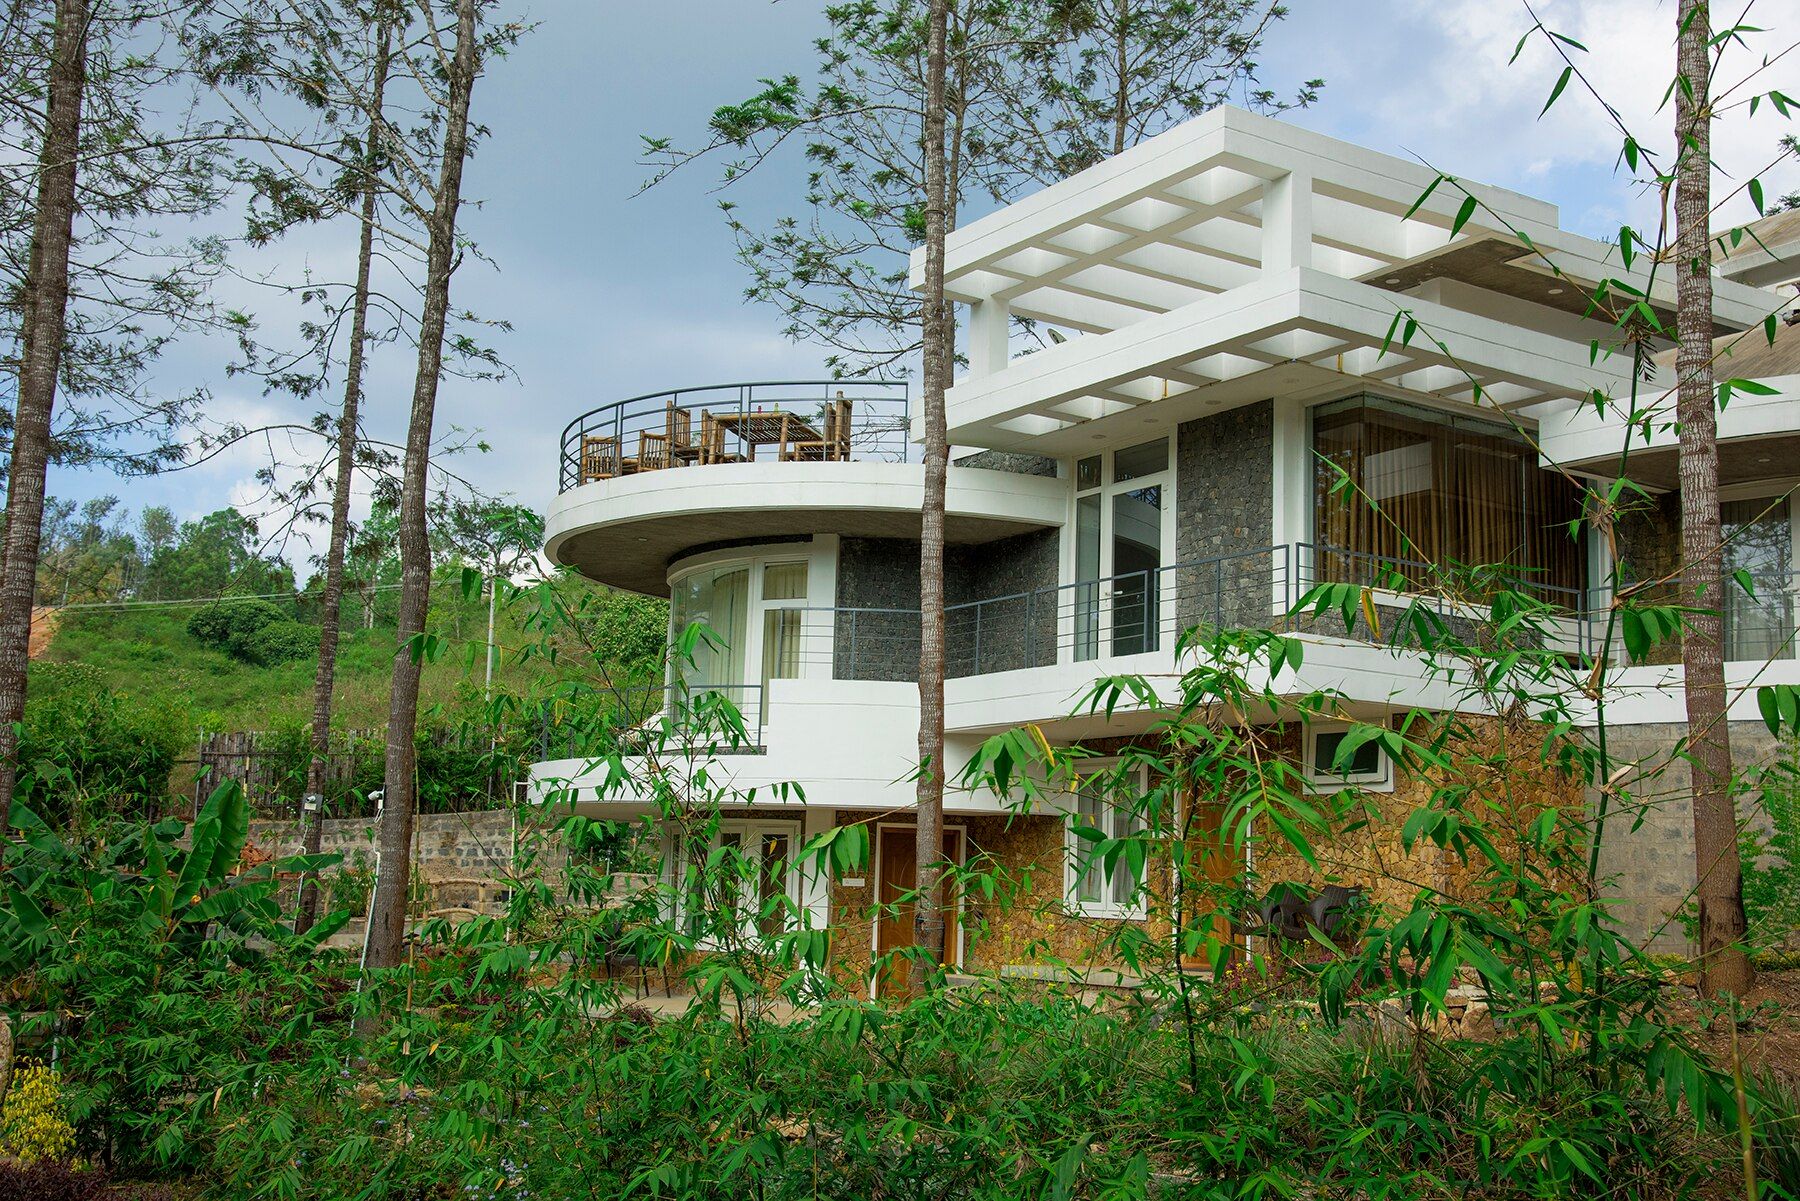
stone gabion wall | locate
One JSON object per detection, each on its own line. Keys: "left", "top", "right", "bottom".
{"left": 833, "top": 528, "right": 1060, "bottom": 680}
{"left": 833, "top": 537, "right": 924, "bottom": 682}
{"left": 1175, "top": 401, "right": 1275, "bottom": 632}
{"left": 953, "top": 449, "right": 1059, "bottom": 477}
{"left": 946, "top": 528, "right": 1060, "bottom": 676}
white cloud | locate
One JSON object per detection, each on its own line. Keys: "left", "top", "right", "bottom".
{"left": 1275, "top": 0, "right": 1798, "bottom": 235}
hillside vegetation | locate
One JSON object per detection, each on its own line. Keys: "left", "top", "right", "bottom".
{"left": 25, "top": 572, "right": 668, "bottom": 815}
{"left": 43, "top": 588, "right": 539, "bottom": 735}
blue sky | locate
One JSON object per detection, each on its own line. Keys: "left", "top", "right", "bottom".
{"left": 46, "top": 0, "right": 1796, "bottom": 570}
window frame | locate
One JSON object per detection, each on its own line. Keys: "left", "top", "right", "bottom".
{"left": 1306, "top": 392, "right": 1587, "bottom": 599}
{"left": 665, "top": 544, "right": 831, "bottom": 705}
{"left": 1302, "top": 721, "right": 1394, "bottom": 793}
{"left": 1066, "top": 438, "right": 1176, "bottom": 662}
{"left": 672, "top": 817, "right": 805, "bottom": 946}
{"left": 1063, "top": 760, "right": 1151, "bottom": 920}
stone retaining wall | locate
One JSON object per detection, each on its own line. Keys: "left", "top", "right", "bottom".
{"left": 248, "top": 808, "right": 518, "bottom": 881}
{"left": 1593, "top": 719, "right": 1784, "bottom": 952}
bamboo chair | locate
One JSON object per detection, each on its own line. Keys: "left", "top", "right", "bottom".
{"left": 781, "top": 394, "right": 854, "bottom": 462}
{"left": 638, "top": 429, "right": 671, "bottom": 471}
{"left": 580, "top": 434, "right": 636, "bottom": 481}
{"left": 667, "top": 402, "right": 699, "bottom": 465}
{"left": 697, "top": 413, "right": 746, "bottom": 466}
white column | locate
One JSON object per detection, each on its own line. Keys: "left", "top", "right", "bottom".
{"left": 968, "top": 297, "right": 1011, "bottom": 376}
{"left": 1261, "top": 170, "right": 1314, "bottom": 275}
{"left": 801, "top": 807, "right": 834, "bottom": 928}
{"left": 1269, "top": 396, "right": 1310, "bottom": 616}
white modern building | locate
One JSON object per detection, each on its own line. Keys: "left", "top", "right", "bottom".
{"left": 534, "top": 108, "right": 1799, "bottom": 980}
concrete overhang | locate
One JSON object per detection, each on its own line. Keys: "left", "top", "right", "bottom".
{"left": 1538, "top": 373, "right": 1800, "bottom": 490}
{"left": 545, "top": 461, "right": 1067, "bottom": 597}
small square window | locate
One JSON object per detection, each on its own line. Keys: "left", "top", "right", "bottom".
{"left": 1076, "top": 455, "right": 1102, "bottom": 491}
{"left": 1112, "top": 438, "right": 1167, "bottom": 484}
{"left": 1305, "top": 724, "right": 1393, "bottom": 791}
{"left": 761, "top": 561, "right": 808, "bottom": 600}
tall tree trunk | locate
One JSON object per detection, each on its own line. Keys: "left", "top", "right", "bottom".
{"left": 911, "top": 0, "right": 950, "bottom": 993}
{"left": 296, "top": 18, "right": 392, "bottom": 935}
{"left": 364, "top": 0, "right": 479, "bottom": 970}
{"left": 0, "top": 0, "right": 89, "bottom": 841}
{"left": 1112, "top": 0, "right": 1129, "bottom": 156}
{"left": 1674, "top": 0, "right": 1752, "bottom": 997}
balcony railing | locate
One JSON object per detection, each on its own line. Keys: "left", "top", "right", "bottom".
{"left": 536, "top": 548, "right": 1800, "bottom": 757}
{"left": 557, "top": 380, "right": 911, "bottom": 493}
{"left": 757, "top": 544, "right": 1800, "bottom": 685}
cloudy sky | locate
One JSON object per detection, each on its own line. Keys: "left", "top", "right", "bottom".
{"left": 46, "top": 0, "right": 1798, "bottom": 571}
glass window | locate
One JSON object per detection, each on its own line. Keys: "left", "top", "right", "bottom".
{"left": 679, "top": 822, "right": 799, "bottom": 941}
{"left": 762, "top": 561, "right": 808, "bottom": 600}
{"left": 1077, "top": 455, "right": 1102, "bottom": 491}
{"left": 1111, "top": 485, "right": 1162, "bottom": 655}
{"left": 757, "top": 831, "right": 791, "bottom": 937}
{"left": 1112, "top": 438, "right": 1167, "bottom": 484}
{"left": 1305, "top": 724, "right": 1392, "bottom": 790}
{"left": 762, "top": 609, "right": 801, "bottom": 681}
{"left": 1721, "top": 497, "right": 1792, "bottom": 661}
{"left": 1075, "top": 493, "right": 1102, "bottom": 661}
{"left": 670, "top": 566, "right": 749, "bottom": 693}
{"left": 1314, "top": 730, "right": 1381, "bottom": 778}
{"left": 1311, "top": 395, "right": 1585, "bottom": 596}
{"left": 1070, "top": 770, "right": 1146, "bottom": 915}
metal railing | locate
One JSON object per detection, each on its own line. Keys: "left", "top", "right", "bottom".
{"left": 594, "top": 550, "right": 1800, "bottom": 739}
{"left": 767, "top": 547, "right": 1300, "bottom": 683}
{"left": 761, "top": 545, "right": 1800, "bottom": 685}
{"left": 557, "top": 379, "right": 911, "bottom": 493}
{"left": 1586, "top": 566, "right": 1799, "bottom": 665}
{"left": 1292, "top": 542, "right": 1605, "bottom": 656}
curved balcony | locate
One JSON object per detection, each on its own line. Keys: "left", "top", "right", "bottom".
{"left": 557, "top": 380, "right": 911, "bottom": 493}
{"left": 547, "top": 379, "right": 1064, "bottom": 596}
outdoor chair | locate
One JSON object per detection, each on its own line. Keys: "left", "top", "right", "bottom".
{"left": 1253, "top": 882, "right": 1364, "bottom": 944}
{"left": 580, "top": 434, "right": 636, "bottom": 481}
{"left": 782, "top": 393, "right": 854, "bottom": 462}
{"left": 638, "top": 429, "right": 671, "bottom": 471}
{"left": 666, "top": 401, "right": 699, "bottom": 464}
{"left": 697, "top": 412, "right": 746, "bottom": 465}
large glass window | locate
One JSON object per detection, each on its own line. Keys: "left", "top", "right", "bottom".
{"left": 1073, "top": 438, "right": 1169, "bottom": 659}
{"left": 669, "top": 565, "right": 749, "bottom": 693}
{"left": 1311, "top": 395, "right": 1585, "bottom": 595}
{"left": 668, "top": 552, "right": 813, "bottom": 713}
{"left": 1721, "top": 497, "right": 1793, "bottom": 661}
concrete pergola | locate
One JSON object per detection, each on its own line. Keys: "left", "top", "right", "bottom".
{"left": 910, "top": 107, "right": 1775, "bottom": 455}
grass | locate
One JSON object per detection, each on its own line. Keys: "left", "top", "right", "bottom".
{"left": 37, "top": 586, "right": 551, "bottom": 737}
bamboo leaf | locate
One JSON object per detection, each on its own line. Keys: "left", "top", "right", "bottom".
{"left": 1541, "top": 65, "right": 1572, "bottom": 116}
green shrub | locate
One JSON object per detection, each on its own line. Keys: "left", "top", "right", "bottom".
{"left": 16, "top": 664, "right": 188, "bottom": 822}
{"left": 1745, "top": 751, "right": 1800, "bottom": 949}
{"left": 235, "top": 619, "right": 321, "bottom": 666}
{"left": 185, "top": 598, "right": 286, "bottom": 651}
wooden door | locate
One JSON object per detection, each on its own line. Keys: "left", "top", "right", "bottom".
{"left": 1180, "top": 795, "right": 1243, "bottom": 971}
{"left": 874, "top": 825, "right": 963, "bottom": 999}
